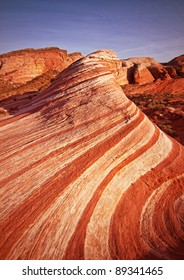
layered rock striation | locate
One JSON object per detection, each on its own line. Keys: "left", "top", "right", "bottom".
{"left": 0, "top": 50, "right": 184, "bottom": 260}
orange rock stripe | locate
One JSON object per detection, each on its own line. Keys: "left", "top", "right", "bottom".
{"left": 64, "top": 121, "right": 159, "bottom": 259}
{"left": 0, "top": 109, "right": 133, "bottom": 185}
{"left": 0, "top": 108, "right": 141, "bottom": 259}
{"left": 109, "top": 140, "right": 184, "bottom": 259}
{"left": 0, "top": 100, "right": 132, "bottom": 162}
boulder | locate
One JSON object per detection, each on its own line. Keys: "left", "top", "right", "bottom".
{"left": 134, "top": 64, "right": 155, "bottom": 85}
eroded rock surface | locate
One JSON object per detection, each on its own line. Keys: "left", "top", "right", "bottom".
{"left": 134, "top": 64, "right": 155, "bottom": 85}
{"left": 0, "top": 47, "right": 82, "bottom": 100}
{"left": 121, "top": 56, "right": 171, "bottom": 85}
{"left": 123, "top": 77, "right": 184, "bottom": 95}
{"left": 0, "top": 50, "right": 183, "bottom": 260}
{"left": 166, "top": 54, "right": 184, "bottom": 76}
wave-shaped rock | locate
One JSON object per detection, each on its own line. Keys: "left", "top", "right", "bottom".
{"left": 0, "top": 50, "right": 183, "bottom": 260}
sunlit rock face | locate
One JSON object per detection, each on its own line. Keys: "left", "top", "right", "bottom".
{"left": 0, "top": 47, "right": 83, "bottom": 99}
{"left": 121, "top": 55, "right": 184, "bottom": 94}
{"left": 86, "top": 49, "right": 126, "bottom": 86}
{"left": 0, "top": 47, "right": 82, "bottom": 84}
{"left": 133, "top": 64, "right": 155, "bottom": 85}
{"left": 121, "top": 56, "right": 171, "bottom": 85}
{"left": 123, "top": 77, "right": 184, "bottom": 95}
{"left": 0, "top": 50, "right": 183, "bottom": 260}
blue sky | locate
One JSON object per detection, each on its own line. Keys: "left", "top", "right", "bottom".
{"left": 0, "top": 0, "right": 183, "bottom": 61}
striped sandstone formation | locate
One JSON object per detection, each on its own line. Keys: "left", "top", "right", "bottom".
{"left": 0, "top": 50, "right": 184, "bottom": 260}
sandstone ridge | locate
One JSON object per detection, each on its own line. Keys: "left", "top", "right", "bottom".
{"left": 0, "top": 50, "right": 184, "bottom": 260}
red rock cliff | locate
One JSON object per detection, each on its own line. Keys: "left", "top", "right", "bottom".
{"left": 0, "top": 47, "right": 83, "bottom": 99}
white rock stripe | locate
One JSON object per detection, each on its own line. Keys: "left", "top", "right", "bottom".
{"left": 5, "top": 108, "right": 141, "bottom": 259}
{"left": 84, "top": 131, "right": 172, "bottom": 259}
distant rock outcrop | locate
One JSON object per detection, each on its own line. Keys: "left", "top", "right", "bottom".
{"left": 166, "top": 54, "right": 184, "bottom": 76}
{"left": 121, "top": 56, "right": 171, "bottom": 85}
{"left": 0, "top": 50, "right": 183, "bottom": 260}
{"left": 0, "top": 47, "right": 83, "bottom": 100}
{"left": 122, "top": 55, "right": 184, "bottom": 94}
{"left": 163, "top": 66, "right": 177, "bottom": 78}
{"left": 123, "top": 76, "right": 184, "bottom": 95}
